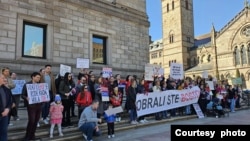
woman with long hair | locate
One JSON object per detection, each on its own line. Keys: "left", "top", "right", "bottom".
{"left": 58, "top": 72, "right": 75, "bottom": 127}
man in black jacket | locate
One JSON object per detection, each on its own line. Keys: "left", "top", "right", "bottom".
{"left": 0, "top": 73, "right": 12, "bottom": 141}
{"left": 22, "top": 72, "right": 42, "bottom": 141}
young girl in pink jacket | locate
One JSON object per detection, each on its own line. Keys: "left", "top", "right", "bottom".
{"left": 49, "top": 95, "right": 64, "bottom": 138}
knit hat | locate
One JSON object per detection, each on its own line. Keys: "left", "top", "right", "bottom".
{"left": 55, "top": 95, "right": 61, "bottom": 102}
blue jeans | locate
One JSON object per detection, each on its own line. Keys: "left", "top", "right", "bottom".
{"left": 129, "top": 109, "right": 137, "bottom": 121}
{"left": 42, "top": 102, "right": 50, "bottom": 120}
{"left": 230, "top": 98, "right": 235, "bottom": 112}
{"left": 79, "top": 122, "right": 101, "bottom": 140}
{"left": 0, "top": 116, "right": 8, "bottom": 141}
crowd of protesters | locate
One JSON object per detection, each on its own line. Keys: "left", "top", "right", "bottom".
{"left": 0, "top": 65, "right": 243, "bottom": 141}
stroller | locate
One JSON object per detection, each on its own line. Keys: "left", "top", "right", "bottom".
{"left": 206, "top": 98, "right": 225, "bottom": 118}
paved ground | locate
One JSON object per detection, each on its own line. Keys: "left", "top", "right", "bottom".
{"left": 92, "top": 109, "right": 250, "bottom": 141}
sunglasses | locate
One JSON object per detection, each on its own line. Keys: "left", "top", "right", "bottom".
{"left": 84, "top": 87, "right": 88, "bottom": 89}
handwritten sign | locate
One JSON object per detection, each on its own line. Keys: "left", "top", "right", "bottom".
{"left": 102, "top": 68, "right": 112, "bottom": 78}
{"left": 144, "top": 64, "right": 164, "bottom": 81}
{"left": 101, "top": 87, "right": 109, "bottom": 101}
{"left": 231, "top": 77, "right": 242, "bottom": 85}
{"left": 202, "top": 70, "right": 208, "bottom": 78}
{"left": 76, "top": 58, "right": 89, "bottom": 68}
{"left": 60, "top": 64, "right": 71, "bottom": 76}
{"left": 192, "top": 103, "right": 204, "bottom": 118}
{"left": 11, "top": 80, "right": 26, "bottom": 95}
{"left": 104, "top": 106, "right": 123, "bottom": 116}
{"left": 170, "top": 63, "right": 183, "bottom": 79}
{"left": 26, "top": 83, "right": 50, "bottom": 104}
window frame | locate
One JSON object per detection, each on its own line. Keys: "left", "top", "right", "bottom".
{"left": 92, "top": 35, "right": 107, "bottom": 65}
{"left": 22, "top": 21, "right": 47, "bottom": 59}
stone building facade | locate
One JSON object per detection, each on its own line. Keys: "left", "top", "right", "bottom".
{"left": 150, "top": 0, "right": 250, "bottom": 88}
{"left": 149, "top": 39, "right": 163, "bottom": 66}
{"left": 0, "top": 0, "right": 149, "bottom": 78}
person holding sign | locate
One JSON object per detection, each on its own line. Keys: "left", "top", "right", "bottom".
{"left": 104, "top": 104, "right": 116, "bottom": 139}
{"left": 21, "top": 72, "right": 42, "bottom": 141}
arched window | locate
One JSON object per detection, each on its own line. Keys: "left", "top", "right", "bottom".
{"left": 167, "top": 3, "right": 169, "bottom": 12}
{"left": 207, "top": 54, "right": 211, "bottom": 62}
{"left": 234, "top": 46, "right": 240, "bottom": 65}
{"left": 193, "top": 58, "right": 196, "bottom": 65}
{"left": 197, "top": 56, "right": 200, "bottom": 64}
{"left": 185, "top": 0, "right": 189, "bottom": 10}
{"left": 172, "top": 1, "right": 174, "bottom": 10}
{"left": 169, "top": 31, "right": 174, "bottom": 43}
{"left": 201, "top": 55, "right": 205, "bottom": 63}
{"left": 241, "top": 45, "right": 247, "bottom": 64}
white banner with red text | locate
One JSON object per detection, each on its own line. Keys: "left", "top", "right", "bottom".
{"left": 136, "top": 86, "right": 201, "bottom": 117}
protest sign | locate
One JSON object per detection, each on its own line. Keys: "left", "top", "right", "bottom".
{"left": 102, "top": 68, "right": 112, "bottom": 78}
{"left": 192, "top": 103, "right": 204, "bottom": 118}
{"left": 76, "top": 58, "right": 89, "bottom": 69}
{"left": 60, "top": 64, "right": 71, "bottom": 76}
{"left": 202, "top": 70, "right": 208, "bottom": 78}
{"left": 231, "top": 77, "right": 242, "bottom": 85}
{"left": 101, "top": 87, "right": 109, "bottom": 101}
{"left": 26, "top": 83, "right": 50, "bottom": 104}
{"left": 170, "top": 63, "right": 184, "bottom": 79}
{"left": 205, "top": 81, "right": 214, "bottom": 90}
{"left": 144, "top": 64, "right": 164, "bottom": 81}
{"left": 104, "top": 106, "right": 123, "bottom": 116}
{"left": 136, "top": 86, "right": 200, "bottom": 117}
{"left": 11, "top": 80, "right": 26, "bottom": 95}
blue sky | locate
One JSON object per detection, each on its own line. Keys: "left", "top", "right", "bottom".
{"left": 24, "top": 25, "right": 43, "bottom": 52}
{"left": 146, "top": 0, "right": 246, "bottom": 41}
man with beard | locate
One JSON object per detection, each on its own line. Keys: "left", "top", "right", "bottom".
{"left": 78, "top": 99, "right": 102, "bottom": 141}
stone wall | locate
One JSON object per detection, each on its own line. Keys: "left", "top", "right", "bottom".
{"left": 0, "top": 0, "right": 149, "bottom": 78}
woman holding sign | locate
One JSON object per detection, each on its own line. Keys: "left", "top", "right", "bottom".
{"left": 59, "top": 72, "right": 75, "bottom": 127}
{"left": 21, "top": 72, "right": 42, "bottom": 141}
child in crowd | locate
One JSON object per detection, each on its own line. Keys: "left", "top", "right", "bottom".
{"left": 49, "top": 95, "right": 64, "bottom": 138}
{"left": 104, "top": 104, "right": 116, "bottom": 139}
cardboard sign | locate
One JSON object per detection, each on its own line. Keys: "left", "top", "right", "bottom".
{"left": 104, "top": 106, "right": 123, "bottom": 116}
{"left": 101, "top": 87, "right": 109, "bottom": 101}
{"left": 11, "top": 80, "right": 26, "bottom": 95}
{"left": 60, "top": 64, "right": 71, "bottom": 76}
{"left": 231, "top": 77, "right": 242, "bottom": 85}
{"left": 202, "top": 70, "right": 208, "bottom": 78}
{"left": 102, "top": 68, "right": 112, "bottom": 78}
{"left": 144, "top": 64, "right": 164, "bottom": 81}
{"left": 76, "top": 58, "right": 89, "bottom": 69}
{"left": 170, "top": 63, "right": 184, "bottom": 79}
{"left": 26, "top": 83, "right": 50, "bottom": 104}
{"left": 192, "top": 103, "right": 205, "bottom": 118}
{"left": 205, "top": 81, "right": 214, "bottom": 90}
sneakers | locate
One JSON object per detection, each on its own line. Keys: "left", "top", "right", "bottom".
{"left": 143, "top": 119, "right": 149, "bottom": 123}
{"left": 111, "top": 134, "right": 115, "bottom": 138}
{"left": 139, "top": 120, "right": 145, "bottom": 123}
{"left": 130, "top": 121, "right": 137, "bottom": 125}
{"left": 83, "top": 133, "right": 87, "bottom": 140}
{"left": 8, "top": 123, "right": 13, "bottom": 126}
{"left": 43, "top": 119, "right": 49, "bottom": 125}
{"left": 50, "top": 134, "right": 53, "bottom": 138}
{"left": 37, "top": 123, "right": 40, "bottom": 127}
{"left": 59, "top": 133, "right": 64, "bottom": 137}
{"left": 108, "top": 135, "right": 111, "bottom": 139}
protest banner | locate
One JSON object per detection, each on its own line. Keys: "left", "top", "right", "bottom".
{"left": 170, "top": 63, "right": 184, "bottom": 79}
{"left": 136, "top": 86, "right": 200, "bottom": 117}
{"left": 102, "top": 67, "right": 112, "bottom": 78}
{"left": 202, "top": 70, "right": 208, "bottom": 78}
{"left": 192, "top": 103, "right": 204, "bottom": 118}
{"left": 26, "top": 83, "right": 50, "bottom": 104}
{"left": 101, "top": 87, "right": 109, "bottom": 101}
{"left": 205, "top": 81, "right": 214, "bottom": 90}
{"left": 231, "top": 77, "right": 242, "bottom": 85}
{"left": 104, "top": 106, "right": 123, "bottom": 116}
{"left": 60, "top": 64, "right": 71, "bottom": 76}
{"left": 144, "top": 64, "right": 164, "bottom": 81}
{"left": 76, "top": 58, "right": 89, "bottom": 69}
{"left": 11, "top": 80, "right": 26, "bottom": 95}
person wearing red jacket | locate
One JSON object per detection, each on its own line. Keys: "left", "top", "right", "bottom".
{"left": 76, "top": 85, "right": 92, "bottom": 119}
